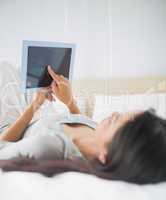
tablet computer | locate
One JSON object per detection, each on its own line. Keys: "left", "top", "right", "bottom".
{"left": 21, "top": 40, "right": 76, "bottom": 92}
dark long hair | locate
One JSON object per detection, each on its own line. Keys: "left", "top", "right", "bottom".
{"left": 1, "top": 110, "right": 166, "bottom": 184}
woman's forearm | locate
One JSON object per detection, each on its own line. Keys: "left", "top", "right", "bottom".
{"left": 0, "top": 101, "right": 39, "bottom": 142}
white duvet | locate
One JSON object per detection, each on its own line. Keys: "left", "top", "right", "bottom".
{"left": 0, "top": 169, "right": 166, "bottom": 200}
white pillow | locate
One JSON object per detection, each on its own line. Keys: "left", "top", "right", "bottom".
{"left": 0, "top": 61, "right": 27, "bottom": 125}
{"left": 92, "top": 93, "right": 166, "bottom": 123}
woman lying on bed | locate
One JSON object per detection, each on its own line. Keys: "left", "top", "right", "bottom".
{"left": 0, "top": 65, "right": 166, "bottom": 184}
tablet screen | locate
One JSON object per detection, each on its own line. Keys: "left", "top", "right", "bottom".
{"left": 27, "top": 46, "right": 71, "bottom": 88}
{"left": 21, "top": 41, "right": 75, "bottom": 91}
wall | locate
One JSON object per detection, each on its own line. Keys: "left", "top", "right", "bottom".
{"left": 0, "top": 0, "right": 166, "bottom": 79}
{"left": 110, "top": 0, "right": 166, "bottom": 77}
{"left": 0, "top": 0, "right": 110, "bottom": 79}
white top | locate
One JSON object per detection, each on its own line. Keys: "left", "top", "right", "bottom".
{"left": 0, "top": 113, "right": 97, "bottom": 161}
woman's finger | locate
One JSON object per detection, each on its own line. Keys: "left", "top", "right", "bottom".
{"left": 51, "top": 81, "right": 59, "bottom": 94}
{"left": 47, "top": 65, "right": 61, "bottom": 82}
{"left": 46, "top": 91, "right": 54, "bottom": 102}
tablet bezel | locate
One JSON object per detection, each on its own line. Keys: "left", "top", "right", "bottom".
{"left": 21, "top": 40, "right": 76, "bottom": 93}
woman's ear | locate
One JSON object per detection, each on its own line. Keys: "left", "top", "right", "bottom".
{"left": 98, "top": 148, "right": 107, "bottom": 164}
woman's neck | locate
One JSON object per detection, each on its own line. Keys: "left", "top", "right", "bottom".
{"left": 74, "top": 134, "right": 100, "bottom": 162}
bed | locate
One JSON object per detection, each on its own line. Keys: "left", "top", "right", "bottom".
{"left": 1, "top": 170, "right": 166, "bottom": 200}
{"left": 0, "top": 61, "right": 166, "bottom": 200}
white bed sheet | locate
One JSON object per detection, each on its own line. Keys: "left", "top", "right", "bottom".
{"left": 0, "top": 169, "right": 166, "bottom": 200}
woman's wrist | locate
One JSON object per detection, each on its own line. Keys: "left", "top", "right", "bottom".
{"left": 67, "top": 99, "right": 81, "bottom": 114}
{"left": 30, "top": 100, "right": 43, "bottom": 112}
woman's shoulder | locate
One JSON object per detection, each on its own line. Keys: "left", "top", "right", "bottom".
{"left": 64, "top": 113, "right": 97, "bottom": 129}
{"left": 43, "top": 112, "right": 97, "bottom": 130}
{"left": 43, "top": 113, "right": 85, "bottom": 123}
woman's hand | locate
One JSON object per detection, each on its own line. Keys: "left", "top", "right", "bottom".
{"left": 32, "top": 87, "right": 54, "bottom": 110}
{"left": 47, "top": 65, "right": 74, "bottom": 107}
